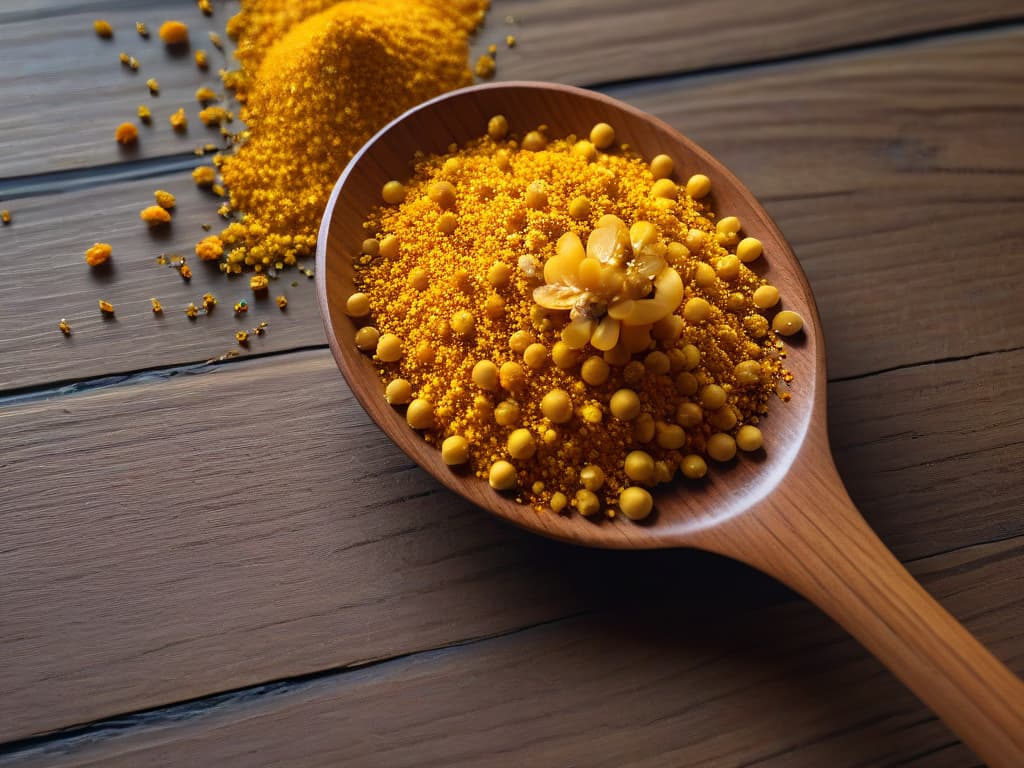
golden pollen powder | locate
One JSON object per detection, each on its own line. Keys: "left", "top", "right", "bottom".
{"left": 351, "top": 118, "right": 802, "bottom": 521}
{"left": 214, "top": 0, "right": 488, "bottom": 273}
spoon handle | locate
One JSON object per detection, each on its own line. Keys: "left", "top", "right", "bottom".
{"left": 698, "top": 456, "right": 1024, "bottom": 766}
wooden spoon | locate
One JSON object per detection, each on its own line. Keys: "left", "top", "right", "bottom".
{"left": 316, "top": 81, "right": 1024, "bottom": 765}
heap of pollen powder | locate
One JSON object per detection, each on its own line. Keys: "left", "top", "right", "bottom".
{"left": 349, "top": 117, "right": 803, "bottom": 523}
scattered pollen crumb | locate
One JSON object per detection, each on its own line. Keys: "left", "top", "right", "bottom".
{"left": 136, "top": 22, "right": 149, "bottom": 38}
{"left": 199, "top": 106, "right": 232, "bottom": 126}
{"left": 195, "top": 235, "right": 224, "bottom": 260}
{"left": 98, "top": 299, "right": 115, "bottom": 315}
{"left": 115, "top": 122, "right": 139, "bottom": 144}
{"left": 140, "top": 205, "right": 172, "bottom": 225}
{"left": 59, "top": 318, "right": 72, "bottom": 336}
{"left": 192, "top": 166, "right": 216, "bottom": 187}
{"left": 146, "top": 78, "right": 160, "bottom": 95}
{"left": 137, "top": 104, "right": 151, "bottom": 123}
{"left": 154, "top": 190, "right": 176, "bottom": 209}
{"left": 169, "top": 107, "right": 188, "bottom": 131}
{"left": 159, "top": 20, "right": 189, "bottom": 45}
{"left": 85, "top": 242, "right": 112, "bottom": 266}
{"left": 93, "top": 20, "right": 113, "bottom": 39}
{"left": 474, "top": 54, "right": 496, "bottom": 79}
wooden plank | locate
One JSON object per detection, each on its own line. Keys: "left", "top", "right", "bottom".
{"left": 0, "top": 173, "right": 324, "bottom": 392}
{"left": 6, "top": 536, "right": 1020, "bottom": 767}
{"left": 2, "top": 29, "right": 1022, "bottom": 391}
{"left": 0, "top": 2, "right": 240, "bottom": 178}
{"left": 1, "top": 1, "right": 1022, "bottom": 176}
{"left": 1, "top": 345, "right": 1021, "bottom": 742}
{"left": 615, "top": 27, "right": 1024, "bottom": 381}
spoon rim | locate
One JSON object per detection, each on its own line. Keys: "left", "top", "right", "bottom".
{"left": 316, "top": 80, "right": 825, "bottom": 549}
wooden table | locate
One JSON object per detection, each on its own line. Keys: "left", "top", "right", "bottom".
{"left": 2, "top": 2, "right": 1022, "bottom": 765}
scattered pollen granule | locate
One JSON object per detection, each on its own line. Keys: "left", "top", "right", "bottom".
{"left": 136, "top": 22, "right": 149, "bottom": 38}
{"left": 195, "top": 86, "right": 218, "bottom": 104}
{"left": 93, "top": 20, "right": 113, "bottom": 39}
{"left": 151, "top": 297, "right": 163, "bottom": 313}
{"left": 146, "top": 78, "right": 160, "bottom": 95}
{"left": 84, "top": 242, "right": 112, "bottom": 266}
{"left": 198, "top": 106, "right": 231, "bottom": 126}
{"left": 137, "top": 104, "right": 151, "bottom": 123}
{"left": 98, "top": 299, "right": 115, "bottom": 315}
{"left": 195, "top": 235, "right": 224, "bottom": 260}
{"left": 192, "top": 166, "right": 217, "bottom": 187}
{"left": 169, "top": 108, "right": 188, "bottom": 131}
{"left": 115, "top": 122, "right": 139, "bottom": 144}
{"left": 195, "top": 50, "right": 209, "bottom": 70}
{"left": 140, "top": 205, "right": 172, "bottom": 225}
{"left": 352, "top": 118, "right": 801, "bottom": 521}
{"left": 59, "top": 318, "right": 72, "bottom": 336}
{"left": 276, "top": 294, "right": 288, "bottom": 310}
{"left": 1, "top": 209, "right": 11, "bottom": 225}
{"left": 154, "top": 190, "right": 176, "bottom": 209}
{"left": 159, "top": 20, "right": 190, "bottom": 45}
{"left": 199, "top": 0, "right": 214, "bottom": 17}
{"left": 474, "top": 54, "right": 496, "bottom": 78}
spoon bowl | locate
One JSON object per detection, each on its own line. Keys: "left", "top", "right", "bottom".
{"left": 317, "top": 82, "right": 1023, "bottom": 764}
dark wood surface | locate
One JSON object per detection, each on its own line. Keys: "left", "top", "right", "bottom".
{"left": 2, "top": 1, "right": 1023, "bottom": 765}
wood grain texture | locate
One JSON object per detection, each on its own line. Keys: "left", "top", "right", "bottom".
{"left": 1, "top": 346, "right": 1021, "bottom": 743}
{"left": 3, "top": 28, "right": 1022, "bottom": 391}
{"left": 617, "top": 27, "right": 1024, "bottom": 378}
{"left": 0, "top": 172, "right": 324, "bottom": 392}
{"left": 0, "top": 2, "right": 239, "bottom": 178}
{"left": 7, "top": 536, "right": 1020, "bottom": 767}
{"left": 1, "top": 0, "right": 1021, "bottom": 177}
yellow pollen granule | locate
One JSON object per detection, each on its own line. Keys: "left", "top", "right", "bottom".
{"left": 169, "top": 108, "right": 188, "bottom": 131}
{"left": 192, "top": 166, "right": 216, "bottom": 186}
{"left": 84, "top": 242, "right": 112, "bottom": 266}
{"left": 154, "top": 190, "right": 176, "bottom": 209}
{"left": 140, "top": 205, "right": 171, "bottom": 225}
{"left": 115, "top": 122, "right": 138, "bottom": 144}
{"left": 137, "top": 105, "right": 151, "bottom": 123}
{"left": 93, "top": 20, "right": 113, "bottom": 38}
{"left": 159, "top": 20, "right": 189, "bottom": 45}
{"left": 199, "top": 106, "right": 232, "bottom": 126}
{"left": 195, "top": 235, "right": 224, "bottom": 260}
